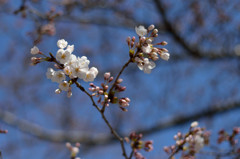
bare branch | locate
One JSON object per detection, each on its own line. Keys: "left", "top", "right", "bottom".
{"left": 1, "top": 101, "right": 239, "bottom": 145}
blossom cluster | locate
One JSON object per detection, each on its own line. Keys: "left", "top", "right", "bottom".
{"left": 89, "top": 72, "right": 130, "bottom": 111}
{"left": 125, "top": 132, "right": 153, "bottom": 159}
{"left": 30, "top": 39, "right": 98, "bottom": 97}
{"left": 127, "top": 24, "right": 170, "bottom": 74}
{"left": 66, "top": 142, "right": 81, "bottom": 159}
{"left": 164, "top": 121, "right": 210, "bottom": 158}
{"left": 218, "top": 127, "right": 240, "bottom": 146}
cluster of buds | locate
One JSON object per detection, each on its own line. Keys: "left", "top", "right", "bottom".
{"left": 125, "top": 132, "right": 153, "bottom": 159}
{"left": 127, "top": 24, "right": 170, "bottom": 74}
{"left": 66, "top": 142, "right": 81, "bottom": 159}
{"left": 218, "top": 127, "right": 240, "bottom": 146}
{"left": 88, "top": 72, "right": 130, "bottom": 111}
{"left": 30, "top": 39, "right": 98, "bottom": 97}
{"left": 164, "top": 121, "right": 210, "bottom": 158}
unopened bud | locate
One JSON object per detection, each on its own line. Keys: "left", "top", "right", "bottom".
{"left": 148, "top": 24, "right": 155, "bottom": 31}
{"left": 119, "top": 86, "right": 126, "bottom": 91}
{"left": 158, "top": 41, "right": 168, "bottom": 46}
{"left": 191, "top": 121, "right": 199, "bottom": 128}
{"left": 132, "top": 36, "right": 136, "bottom": 42}
{"left": 125, "top": 97, "right": 130, "bottom": 103}
{"left": 116, "top": 78, "right": 123, "bottom": 84}
{"left": 153, "top": 33, "right": 158, "bottom": 37}
{"left": 55, "top": 89, "right": 61, "bottom": 94}
{"left": 104, "top": 72, "right": 111, "bottom": 80}
{"left": 153, "top": 29, "right": 158, "bottom": 34}
{"left": 131, "top": 41, "right": 134, "bottom": 48}
{"left": 146, "top": 38, "right": 152, "bottom": 44}
{"left": 109, "top": 77, "right": 114, "bottom": 82}
{"left": 104, "top": 85, "right": 109, "bottom": 90}
{"left": 126, "top": 36, "right": 131, "bottom": 46}
{"left": 67, "top": 91, "right": 72, "bottom": 98}
{"left": 161, "top": 48, "right": 168, "bottom": 52}
{"left": 140, "top": 37, "right": 146, "bottom": 43}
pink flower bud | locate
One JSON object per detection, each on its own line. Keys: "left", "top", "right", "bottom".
{"left": 126, "top": 36, "right": 131, "bottom": 45}
{"left": 132, "top": 36, "right": 136, "bottom": 42}
{"left": 98, "top": 90, "right": 104, "bottom": 95}
{"left": 104, "top": 85, "right": 109, "bottom": 90}
{"left": 55, "top": 89, "right": 61, "bottom": 94}
{"left": 104, "top": 72, "right": 111, "bottom": 80}
{"left": 89, "top": 83, "right": 95, "bottom": 87}
{"left": 148, "top": 24, "right": 155, "bottom": 31}
{"left": 67, "top": 91, "right": 72, "bottom": 98}
{"left": 116, "top": 78, "right": 123, "bottom": 83}
{"left": 109, "top": 77, "right": 114, "bottom": 82}
{"left": 153, "top": 33, "right": 158, "bottom": 37}
{"left": 153, "top": 29, "right": 158, "bottom": 34}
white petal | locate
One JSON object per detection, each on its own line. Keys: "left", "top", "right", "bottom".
{"left": 57, "top": 39, "right": 68, "bottom": 49}
{"left": 135, "top": 25, "right": 147, "bottom": 37}
{"left": 30, "top": 46, "right": 39, "bottom": 55}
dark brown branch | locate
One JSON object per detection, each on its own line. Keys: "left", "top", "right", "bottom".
{"left": 153, "top": 0, "right": 235, "bottom": 59}
{"left": 74, "top": 81, "right": 128, "bottom": 159}
{"left": 153, "top": 0, "right": 202, "bottom": 58}
{"left": 102, "top": 58, "right": 132, "bottom": 112}
{"left": 1, "top": 100, "right": 239, "bottom": 145}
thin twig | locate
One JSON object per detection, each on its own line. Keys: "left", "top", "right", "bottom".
{"left": 101, "top": 58, "right": 132, "bottom": 113}
{"left": 74, "top": 81, "right": 129, "bottom": 159}
{"left": 129, "top": 150, "right": 134, "bottom": 159}
{"left": 46, "top": 53, "right": 129, "bottom": 158}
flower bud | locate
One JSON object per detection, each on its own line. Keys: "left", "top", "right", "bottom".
{"left": 146, "top": 38, "right": 152, "bottom": 44}
{"left": 191, "top": 121, "right": 199, "bottom": 128}
{"left": 116, "top": 78, "right": 123, "bottom": 84}
{"left": 132, "top": 36, "right": 136, "bottom": 42}
{"left": 148, "top": 24, "right": 155, "bottom": 31}
{"left": 55, "top": 89, "right": 61, "bottom": 94}
{"left": 104, "top": 72, "right": 111, "bottom": 80}
{"left": 153, "top": 29, "right": 158, "bottom": 34}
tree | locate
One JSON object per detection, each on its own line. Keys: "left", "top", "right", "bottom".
{"left": 0, "top": 0, "right": 240, "bottom": 158}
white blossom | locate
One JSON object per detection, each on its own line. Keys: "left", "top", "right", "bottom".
{"left": 46, "top": 68, "right": 55, "bottom": 79}
{"left": 148, "top": 24, "right": 155, "bottom": 31}
{"left": 142, "top": 44, "right": 152, "bottom": 54}
{"left": 67, "top": 54, "right": 77, "bottom": 66}
{"left": 56, "top": 49, "right": 71, "bottom": 64}
{"left": 84, "top": 67, "right": 98, "bottom": 82}
{"left": 52, "top": 70, "right": 66, "bottom": 83}
{"left": 63, "top": 65, "right": 72, "bottom": 76}
{"left": 59, "top": 81, "right": 70, "bottom": 91}
{"left": 191, "top": 121, "right": 199, "bottom": 128}
{"left": 194, "top": 134, "right": 204, "bottom": 152}
{"left": 135, "top": 25, "right": 147, "bottom": 37}
{"left": 57, "top": 39, "right": 68, "bottom": 49}
{"left": 160, "top": 52, "right": 170, "bottom": 61}
{"left": 66, "top": 45, "right": 74, "bottom": 53}
{"left": 136, "top": 58, "right": 156, "bottom": 74}
{"left": 71, "top": 60, "right": 88, "bottom": 79}
{"left": 30, "top": 46, "right": 39, "bottom": 55}
{"left": 71, "top": 147, "right": 79, "bottom": 157}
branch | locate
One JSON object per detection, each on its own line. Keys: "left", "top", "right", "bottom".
{"left": 1, "top": 100, "right": 240, "bottom": 145}
{"left": 153, "top": 0, "right": 235, "bottom": 59}
{"left": 74, "top": 81, "right": 128, "bottom": 159}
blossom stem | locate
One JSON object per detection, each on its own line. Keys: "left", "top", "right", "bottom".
{"left": 129, "top": 150, "right": 134, "bottom": 159}
{"left": 74, "top": 81, "right": 129, "bottom": 159}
